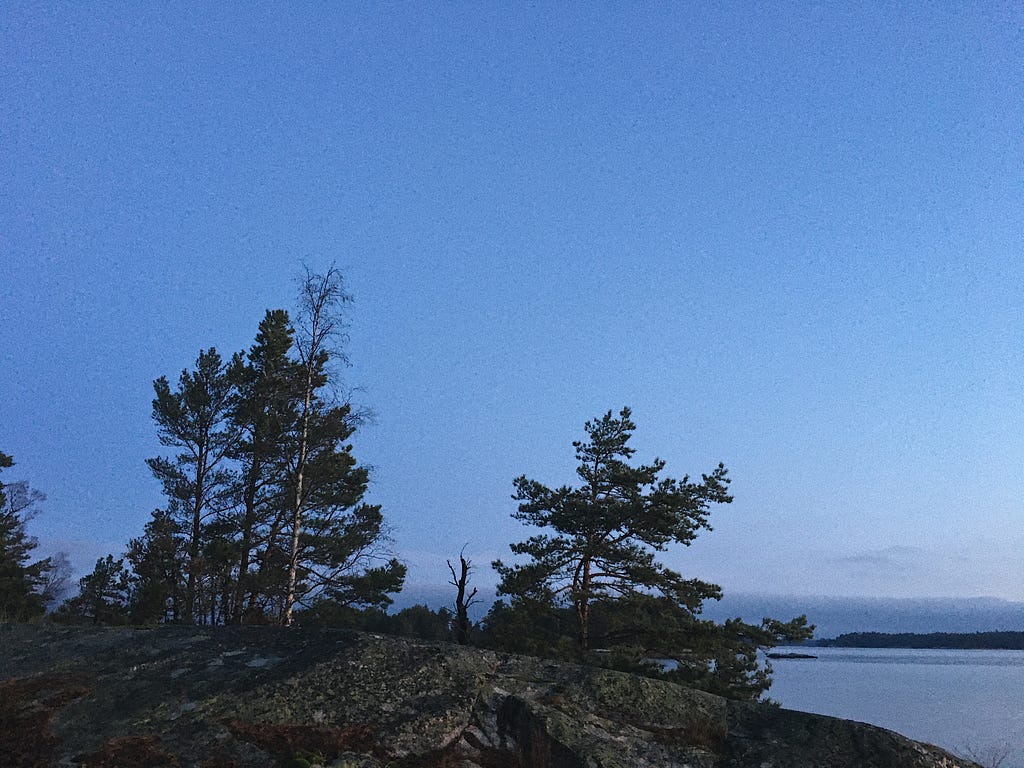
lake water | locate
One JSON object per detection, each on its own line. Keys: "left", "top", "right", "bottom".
{"left": 767, "top": 647, "right": 1024, "bottom": 767}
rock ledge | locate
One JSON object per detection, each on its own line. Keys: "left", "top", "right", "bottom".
{"left": 0, "top": 624, "right": 978, "bottom": 767}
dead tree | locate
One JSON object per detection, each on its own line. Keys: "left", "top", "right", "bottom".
{"left": 447, "top": 549, "right": 479, "bottom": 645}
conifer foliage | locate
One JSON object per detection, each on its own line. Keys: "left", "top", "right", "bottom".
{"left": 61, "top": 267, "right": 404, "bottom": 626}
{"left": 147, "top": 348, "right": 238, "bottom": 622}
{"left": 491, "top": 408, "right": 812, "bottom": 700}
{"left": 495, "top": 407, "right": 732, "bottom": 651}
{"left": 45, "top": 272, "right": 810, "bottom": 701}
{"left": 0, "top": 451, "right": 61, "bottom": 621}
{"left": 57, "top": 555, "right": 131, "bottom": 625}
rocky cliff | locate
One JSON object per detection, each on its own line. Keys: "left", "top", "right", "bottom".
{"left": 0, "top": 624, "right": 978, "bottom": 768}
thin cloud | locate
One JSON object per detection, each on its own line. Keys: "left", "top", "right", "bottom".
{"left": 832, "top": 545, "right": 924, "bottom": 573}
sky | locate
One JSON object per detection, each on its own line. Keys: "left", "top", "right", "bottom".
{"left": 2, "top": 3, "right": 1023, "bottom": 605}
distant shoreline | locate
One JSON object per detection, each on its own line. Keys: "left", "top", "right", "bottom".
{"left": 809, "top": 631, "right": 1024, "bottom": 650}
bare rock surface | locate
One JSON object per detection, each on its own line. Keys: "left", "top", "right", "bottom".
{"left": 0, "top": 624, "right": 979, "bottom": 768}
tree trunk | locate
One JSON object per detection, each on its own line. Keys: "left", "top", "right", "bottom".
{"left": 448, "top": 554, "right": 477, "bottom": 645}
{"left": 231, "top": 449, "right": 260, "bottom": 625}
{"left": 185, "top": 454, "right": 205, "bottom": 623}
{"left": 283, "top": 266, "right": 347, "bottom": 627}
{"left": 577, "top": 556, "right": 592, "bottom": 652}
{"left": 283, "top": 328, "right": 317, "bottom": 626}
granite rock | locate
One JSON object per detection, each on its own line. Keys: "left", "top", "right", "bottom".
{"left": 0, "top": 624, "right": 980, "bottom": 768}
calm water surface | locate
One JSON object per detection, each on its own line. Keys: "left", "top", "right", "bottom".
{"left": 768, "top": 647, "right": 1024, "bottom": 766}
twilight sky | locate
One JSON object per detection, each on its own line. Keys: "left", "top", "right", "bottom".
{"left": 2, "top": 3, "right": 1023, "bottom": 603}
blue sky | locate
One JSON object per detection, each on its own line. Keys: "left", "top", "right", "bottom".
{"left": 2, "top": 3, "right": 1023, "bottom": 602}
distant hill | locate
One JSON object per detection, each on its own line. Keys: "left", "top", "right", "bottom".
{"left": 393, "top": 585, "right": 1024, "bottom": 639}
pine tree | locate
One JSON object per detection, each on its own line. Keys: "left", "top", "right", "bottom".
{"left": 0, "top": 451, "right": 12, "bottom": 508}
{"left": 490, "top": 410, "right": 812, "bottom": 699}
{"left": 147, "top": 349, "right": 239, "bottom": 622}
{"left": 132, "top": 269, "right": 403, "bottom": 625}
{"left": 227, "top": 309, "right": 302, "bottom": 623}
{"left": 282, "top": 394, "right": 405, "bottom": 615}
{"left": 57, "top": 555, "right": 130, "bottom": 625}
{"left": 494, "top": 407, "right": 732, "bottom": 652}
{"left": 0, "top": 454, "right": 56, "bottom": 621}
{"left": 126, "top": 509, "right": 186, "bottom": 623}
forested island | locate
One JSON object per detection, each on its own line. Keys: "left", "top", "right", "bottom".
{"left": 816, "top": 631, "right": 1024, "bottom": 649}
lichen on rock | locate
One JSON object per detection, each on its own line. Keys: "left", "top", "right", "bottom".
{"left": 0, "top": 624, "right": 981, "bottom": 768}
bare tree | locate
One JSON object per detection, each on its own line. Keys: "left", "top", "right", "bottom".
{"left": 40, "top": 550, "right": 73, "bottom": 607}
{"left": 957, "top": 741, "right": 1014, "bottom": 768}
{"left": 447, "top": 547, "right": 480, "bottom": 645}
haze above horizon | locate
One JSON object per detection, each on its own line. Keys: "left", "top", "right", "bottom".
{"left": 2, "top": 4, "right": 1022, "bottom": 601}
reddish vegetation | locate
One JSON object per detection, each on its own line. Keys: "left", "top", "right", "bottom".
{"left": 79, "top": 735, "right": 179, "bottom": 768}
{"left": 0, "top": 674, "right": 91, "bottom": 768}
{"left": 222, "top": 719, "right": 377, "bottom": 761}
